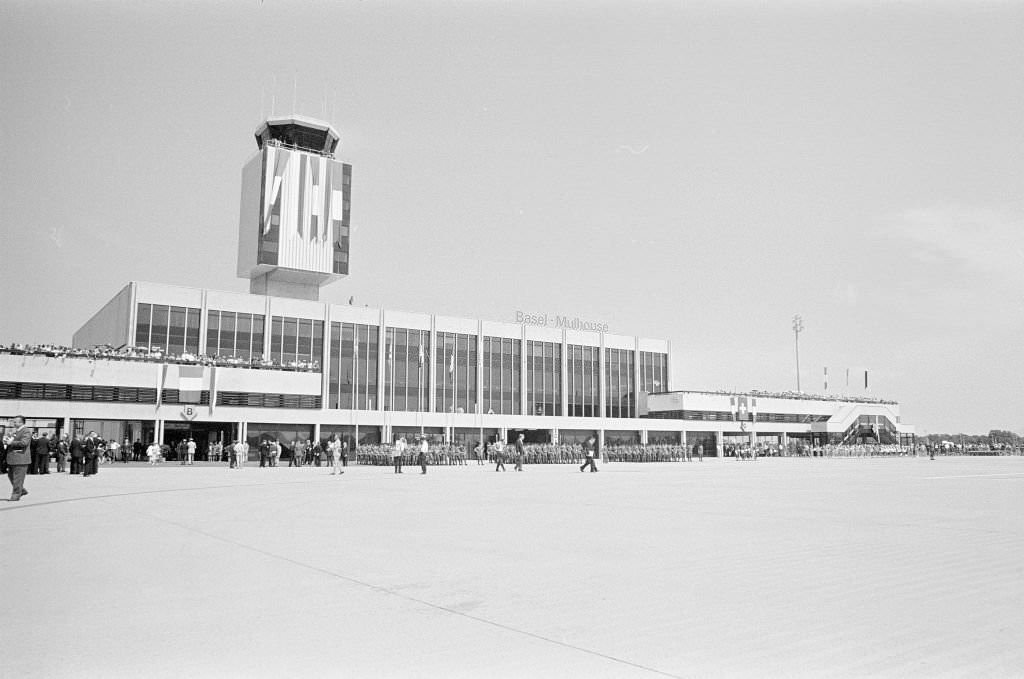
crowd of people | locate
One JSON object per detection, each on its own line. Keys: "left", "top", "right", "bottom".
{"left": 7, "top": 421, "right": 1022, "bottom": 501}
{"left": 1, "top": 343, "right": 319, "bottom": 372}
{"left": 1, "top": 421, "right": 119, "bottom": 499}
{"left": 685, "top": 388, "right": 897, "bottom": 406}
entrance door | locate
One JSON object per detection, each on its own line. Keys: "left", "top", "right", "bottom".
{"left": 163, "top": 421, "right": 238, "bottom": 461}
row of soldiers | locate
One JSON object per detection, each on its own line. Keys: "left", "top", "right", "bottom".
{"left": 352, "top": 441, "right": 706, "bottom": 466}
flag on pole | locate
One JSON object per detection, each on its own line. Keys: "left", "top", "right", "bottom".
{"left": 449, "top": 351, "right": 455, "bottom": 375}
{"left": 824, "top": 366, "right": 828, "bottom": 391}
{"left": 864, "top": 370, "right": 868, "bottom": 390}
{"left": 418, "top": 342, "right": 424, "bottom": 366}
{"left": 846, "top": 368, "right": 850, "bottom": 389}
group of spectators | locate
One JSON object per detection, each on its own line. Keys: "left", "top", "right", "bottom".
{"left": 1, "top": 343, "right": 319, "bottom": 372}
{"left": 0, "top": 428, "right": 113, "bottom": 479}
{"left": 684, "top": 388, "right": 897, "bottom": 406}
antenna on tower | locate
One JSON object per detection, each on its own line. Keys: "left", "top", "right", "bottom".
{"left": 292, "top": 73, "right": 297, "bottom": 113}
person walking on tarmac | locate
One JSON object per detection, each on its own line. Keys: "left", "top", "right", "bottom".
{"left": 493, "top": 438, "right": 506, "bottom": 472}
{"left": 514, "top": 433, "right": 526, "bottom": 472}
{"left": 4, "top": 415, "right": 32, "bottom": 500}
{"left": 417, "top": 437, "right": 429, "bottom": 474}
{"left": 393, "top": 437, "right": 406, "bottom": 474}
{"left": 580, "top": 435, "right": 599, "bottom": 472}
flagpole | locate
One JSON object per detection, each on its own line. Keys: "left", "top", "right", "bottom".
{"left": 387, "top": 340, "right": 394, "bottom": 443}
{"left": 353, "top": 338, "right": 359, "bottom": 451}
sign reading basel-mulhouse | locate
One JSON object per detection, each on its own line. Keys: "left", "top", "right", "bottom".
{"left": 515, "top": 311, "right": 609, "bottom": 333}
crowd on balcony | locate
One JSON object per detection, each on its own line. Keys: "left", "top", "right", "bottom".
{"left": 1, "top": 343, "right": 320, "bottom": 372}
{"left": 682, "top": 388, "right": 897, "bottom": 406}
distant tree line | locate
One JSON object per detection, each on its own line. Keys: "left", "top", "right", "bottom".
{"left": 921, "top": 430, "right": 1022, "bottom": 445}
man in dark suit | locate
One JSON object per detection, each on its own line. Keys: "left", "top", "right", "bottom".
{"left": 514, "top": 433, "right": 526, "bottom": 472}
{"left": 69, "top": 434, "right": 86, "bottom": 474}
{"left": 0, "top": 429, "right": 8, "bottom": 476}
{"left": 32, "top": 432, "right": 51, "bottom": 475}
{"left": 55, "top": 434, "right": 67, "bottom": 473}
{"left": 5, "top": 416, "right": 33, "bottom": 500}
{"left": 83, "top": 432, "right": 101, "bottom": 477}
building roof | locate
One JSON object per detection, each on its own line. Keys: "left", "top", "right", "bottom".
{"left": 254, "top": 115, "right": 341, "bottom": 154}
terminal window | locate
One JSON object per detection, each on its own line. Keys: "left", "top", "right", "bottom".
{"left": 382, "top": 327, "right": 430, "bottom": 412}
{"left": 135, "top": 303, "right": 200, "bottom": 355}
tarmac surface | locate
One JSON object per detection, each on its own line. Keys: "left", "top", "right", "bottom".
{"left": 2, "top": 456, "right": 1023, "bottom": 679}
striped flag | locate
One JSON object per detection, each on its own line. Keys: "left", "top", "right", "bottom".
{"left": 418, "top": 343, "right": 425, "bottom": 366}
{"left": 449, "top": 351, "right": 455, "bottom": 375}
{"left": 824, "top": 366, "right": 828, "bottom": 391}
{"left": 179, "top": 365, "right": 204, "bottom": 404}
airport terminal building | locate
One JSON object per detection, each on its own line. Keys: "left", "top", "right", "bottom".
{"left": 0, "top": 116, "right": 914, "bottom": 456}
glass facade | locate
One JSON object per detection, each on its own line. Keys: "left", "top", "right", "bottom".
{"left": 135, "top": 303, "right": 200, "bottom": 354}
{"left": 568, "top": 344, "right": 600, "bottom": 417}
{"left": 435, "top": 332, "right": 477, "bottom": 413}
{"left": 526, "top": 340, "right": 561, "bottom": 416}
{"left": 605, "top": 348, "right": 636, "bottom": 418}
{"left": 270, "top": 316, "right": 324, "bottom": 367}
{"left": 206, "top": 310, "right": 266, "bottom": 360}
{"left": 639, "top": 351, "right": 668, "bottom": 394}
{"left": 131, "top": 300, "right": 672, "bottom": 424}
{"left": 329, "top": 322, "right": 379, "bottom": 410}
{"left": 481, "top": 336, "right": 521, "bottom": 415}
{"left": 332, "top": 164, "right": 352, "bottom": 275}
{"left": 383, "top": 327, "right": 430, "bottom": 412}
{"left": 245, "top": 423, "right": 315, "bottom": 458}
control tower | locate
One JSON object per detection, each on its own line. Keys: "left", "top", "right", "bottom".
{"left": 237, "top": 115, "right": 352, "bottom": 301}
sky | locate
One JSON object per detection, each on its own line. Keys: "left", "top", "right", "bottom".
{"left": 1, "top": 1, "right": 1022, "bottom": 436}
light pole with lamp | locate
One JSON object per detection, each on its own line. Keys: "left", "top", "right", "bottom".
{"left": 792, "top": 315, "right": 804, "bottom": 392}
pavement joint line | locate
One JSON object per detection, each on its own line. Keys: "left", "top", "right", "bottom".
{"left": 131, "top": 503, "right": 686, "bottom": 679}
{"left": 921, "top": 472, "right": 1024, "bottom": 480}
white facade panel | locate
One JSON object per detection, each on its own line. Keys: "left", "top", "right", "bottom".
{"left": 267, "top": 296, "right": 326, "bottom": 320}
{"left": 637, "top": 337, "right": 669, "bottom": 353}
{"left": 330, "top": 304, "right": 381, "bottom": 327}
{"left": 435, "top": 315, "right": 479, "bottom": 335}
{"left": 563, "top": 329, "right": 602, "bottom": 347}
{"left": 72, "top": 283, "right": 133, "bottom": 349}
{"left": 206, "top": 289, "right": 269, "bottom": 315}
{"left": 523, "top": 325, "right": 563, "bottom": 342}
{"left": 603, "top": 333, "right": 636, "bottom": 350}
{"left": 480, "top": 320, "right": 523, "bottom": 339}
{"left": 212, "top": 366, "right": 321, "bottom": 394}
{"left": 0, "top": 353, "right": 161, "bottom": 388}
{"left": 236, "top": 153, "right": 263, "bottom": 278}
{"left": 135, "top": 282, "right": 203, "bottom": 309}
{"left": 383, "top": 310, "right": 431, "bottom": 331}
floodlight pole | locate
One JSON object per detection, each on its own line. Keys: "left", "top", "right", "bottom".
{"left": 792, "top": 315, "right": 804, "bottom": 392}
